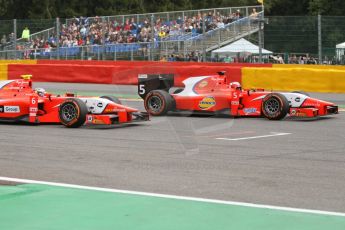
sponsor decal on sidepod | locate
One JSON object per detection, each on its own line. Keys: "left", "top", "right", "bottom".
{"left": 199, "top": 96, "right": 216, "bottom": 110}
{"left": 243, "top": 108, "right": 257, "bottom": 114}
{"left": 0, "top": 106, "right": 20, "bottom": 113}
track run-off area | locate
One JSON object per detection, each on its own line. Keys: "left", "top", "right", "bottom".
{"left": 1, "top": 83, "right": 345, "bottom": 229}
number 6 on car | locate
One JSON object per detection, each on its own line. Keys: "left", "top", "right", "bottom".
{"left": 0, "top": 75, "right": 149, "bottom": 128}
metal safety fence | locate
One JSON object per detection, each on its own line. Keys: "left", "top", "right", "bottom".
{"left": 264, "top": 16, "right": 345, "bottom": 64}
{"left": 3, "top": 8, "right": 345, "bottom": 65}
{"left": 0, "top": 5, "right": 262, "bottom": 56}
{"left": 0, "top": 12, "right": 263, "bottom": 62}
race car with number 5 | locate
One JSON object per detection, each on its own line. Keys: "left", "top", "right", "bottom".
{"left": 137, "top": 72, "right": 338, "bottom": 120}
{"left": 0, "top": 75, "right": 149, "bottom": 128}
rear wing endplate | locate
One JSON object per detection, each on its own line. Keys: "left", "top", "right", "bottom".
{"left": 138, "top": 74, "right": 174, "bottom": 99}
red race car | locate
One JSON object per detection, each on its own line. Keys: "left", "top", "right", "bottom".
{"left": 0, "top": 75, "right": 149, "bottom": 128}
{"left": 138, "top": 72, "right": 338, "bottom": 120}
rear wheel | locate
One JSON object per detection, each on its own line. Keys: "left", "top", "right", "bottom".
{"left": 100, "top": 95, "right": 122, "bottom": 104}
{"left": 59, "top": 98, "right": 88, "bottom": 128}
{"left": 144, "top": 90, "right": 174, "bottom": 116}
{"left": 262, "top": 93, "right": 290, "bottom": 120}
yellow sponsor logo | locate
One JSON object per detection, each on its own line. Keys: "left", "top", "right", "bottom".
{"left": 199, "top": 96, "right": 216, "bottom": 110}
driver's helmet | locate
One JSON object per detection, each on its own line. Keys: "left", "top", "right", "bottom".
{"left": 230, "top": 81, "right": 241, "bottom": 89}
{"left": 35, "top": 88, "right": 46, "bottom": 97}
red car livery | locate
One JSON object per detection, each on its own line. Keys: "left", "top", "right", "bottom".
{"left": 138, "top": 72, "right": 338, "bottom": 120}
{"left": 0, "top": 75, "right": 148, "bottom": 128}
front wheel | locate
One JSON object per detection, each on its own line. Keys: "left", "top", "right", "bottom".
{"left": 261, "top": 93, "right": 290, "bottom": 120}
{"left": 144, "top": 90, "right": 175, "bottom": 116}
{"left": 59, "top": 98, "right": 88, "bottom": 128}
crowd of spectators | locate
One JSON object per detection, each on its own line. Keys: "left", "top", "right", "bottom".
{"left": 288, "top": 55, "right": 318, "bottom": 64}
{"left": 0, "top": 9, "right": 247, "bottom": 52}
{"left": 0, "top": 33, "right": 15, "bottom": 50}
{"left": 5, "top": 10, "right": 246, "bottom": 53}
{"left": 1, "top": 7, "right": 251, "bottom": 52}
{"left": 1, "top": 7, "right": 260, "bottom": 60}
{"left": 55, "top": 9, "right": 245, "bottom": 48}
{"left": 160, "top": 51, "right": 203, "bottom": 62}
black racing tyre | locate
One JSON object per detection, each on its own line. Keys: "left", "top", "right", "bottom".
{"left": 100, "top": 95, "right": 122, "bottom": 104}
{"left": 59, "top": 98, "right": 88, "bottom": 128}
{"left": 144, "top": 90, "right": 175, "bottom": 116}
{"left": 291, "top": 91, "right": 310, "bottom": 97}
{"left": 261, "top": 93, "right": 290, "bottom": 120}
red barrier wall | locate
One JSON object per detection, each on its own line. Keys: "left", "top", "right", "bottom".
{"left": 8, "top": 64, "right": 115, "bottom": 84}
{"left": 8, "top": 61, "right": 271, "bottom": 86}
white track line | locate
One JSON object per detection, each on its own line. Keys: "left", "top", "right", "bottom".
{"left": 0, "top": 176, "right": 344, "bottom": 217}
{"left": 216, "top": 132, "right": 291, "bottom": 141}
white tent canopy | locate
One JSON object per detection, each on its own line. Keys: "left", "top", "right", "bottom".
{"left": 336, "top": 42, "right": 345, "bottom": 49}
{"left": 212, "top": 38, "right": 272, "bottom": 57}
{"left": 336, "top": 42, "right": 345, "bottom": 62}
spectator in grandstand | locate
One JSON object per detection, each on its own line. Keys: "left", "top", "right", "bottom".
{"left": 8, "top": 32, "right": 15, "bottom": 43}
{"left": 43, "top": 42, "right": 51, "bottom": 52}
{"left": 216, "top": 19, "right": 225, "bottom": 29}
{"left": 1, "top": 35, "right": 6, "bottom": 49}
{"left": 288, "top": 55, "right": 297, "bottom": 64}
{"left": 277, "top": 55, "right": 284, "bottom": 64}
{"left": 80, "top": 25, "right": 87, "bottom": 38}
{"left": 307, "top": 56, "right": 317, "bottom": 64}
{"left": 168, "top": 54, "right": 176, "bottom": 61}
{"left": 250, "top": 8, "right": 258, "bottom": 19}
{"left": 159, "top": 55, "right": 167, "bottom": 61}
{"left": 224, "top": 55, "right": 232, "bottom": 63}
{"left": 48, "top": 34, "right": 58, "bottom": 48}
{"left": 235, "top": 9, "right": 242, "bottom": 20}
{"left": 57, "top": 9, "right": 244, "bottom": 48}
{"left": 21, "top": 26, "right": 30, "bottom": 42}
{"left": 158, "top": 29, "right": 166, "bottom": 40}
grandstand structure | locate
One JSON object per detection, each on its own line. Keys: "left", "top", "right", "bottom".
{"left": 0, "top": 5, "right": 263, "bottom": 61}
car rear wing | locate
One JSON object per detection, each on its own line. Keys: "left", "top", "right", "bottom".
{"left": 138, "top": 74, "right": 174, "bottom": 99}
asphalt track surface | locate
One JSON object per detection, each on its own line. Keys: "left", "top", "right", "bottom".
{"left": 1, "top": 83, "right": 345, "bottom": 213}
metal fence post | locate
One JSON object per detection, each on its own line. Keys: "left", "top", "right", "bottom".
{"left": 202, "top": 17, "right": 206, "bottom": 62}
{"left": 81, "top": 46, "right": 84, "bottom": 60}
{"left": 258, "top": 20, "right": 263, "bottom": 63}
{"left": 131, "top": 45, "right": 134, "bottom": 61}
{"left": 56, "top": 18, "right": 60, "bottom": 60}
{"left": 318, "top": 14, "right": 322, "bottom": 64}
{"left": 102, "top": 16, "right": 106, "bottom": 60}
{"left": 13, "top": 19, "right": 17, "bottom": 59}
{"left": 151, "top": 14, "right": 154, "bottom": 61}
{"left": 218, "top": 29, "right": 221, "bottom": 49}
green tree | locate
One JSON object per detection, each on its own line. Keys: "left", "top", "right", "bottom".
{"left": 1, "top": 0, "right": 345, "bottom": 19}
{"left": 264, "top": 0, "right": 310, "bottom": 16}
{"left": 309, "top": 0, "right": 345, "bottom": 15}
{"left": 28, "top": 0, "right": 57, "bottom": 19}
{"left": 0, "top": 0, "right": 11, "bottom": 17}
